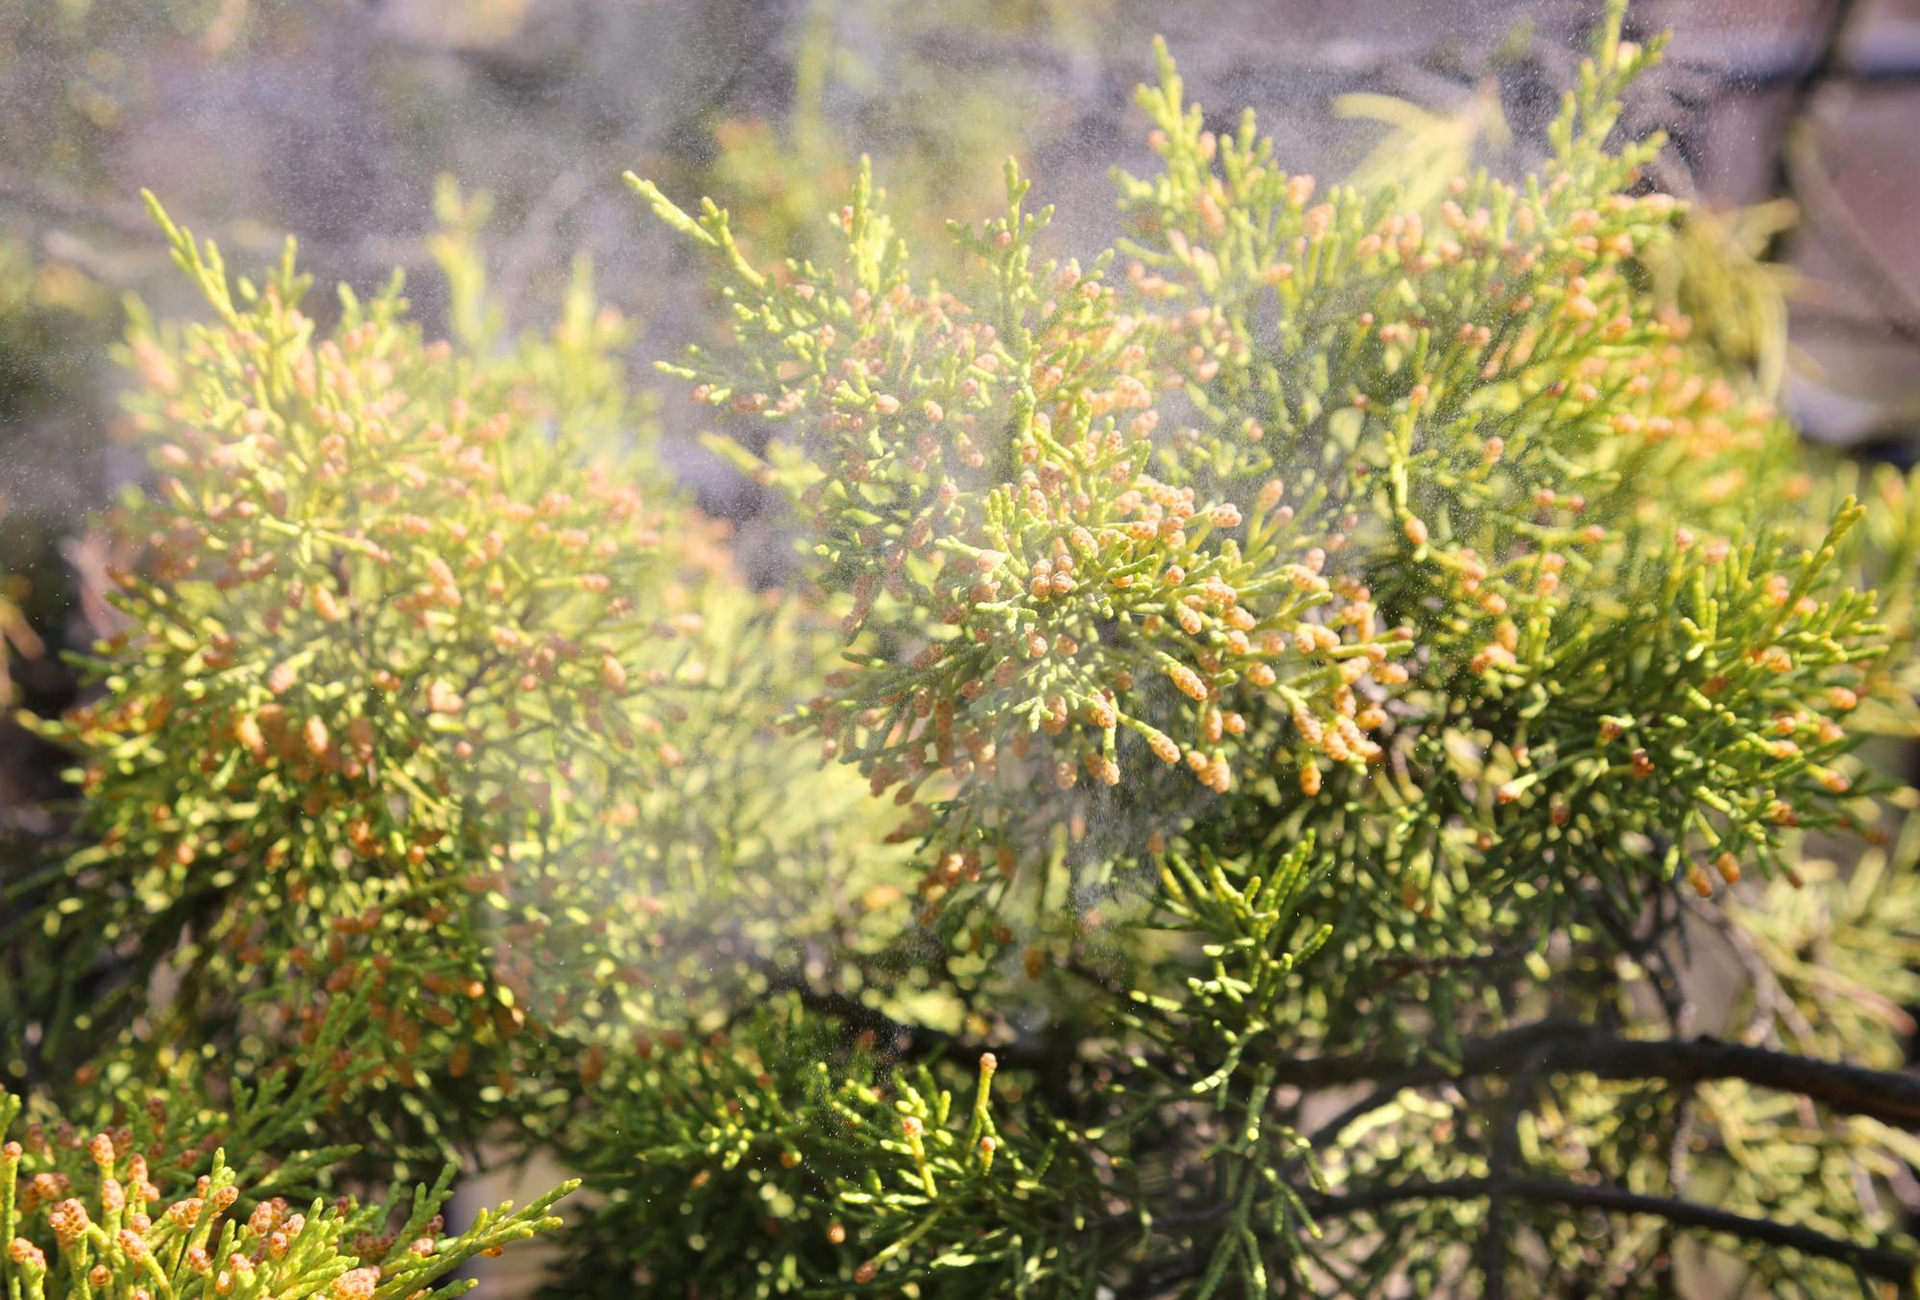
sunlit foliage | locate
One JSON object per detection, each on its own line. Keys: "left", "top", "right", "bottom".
{"left": 6, "top": 2, "right": 1920, "bottom": 1296}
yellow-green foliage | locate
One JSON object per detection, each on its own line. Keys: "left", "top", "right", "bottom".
{"left": 2, "top": 992, "right": 572, "bottom": 1298}
{"left": 10, "top": 3, "right": 1920, "bottom": 1297}
{"left": 636, "top": 156, "right": 1401, "bottom": 919}
{"left": 1, "top": 1084, "right": 571, "bottom": 1300}
{"left": 12, "top": 195, "right": 899, "bottom": 1115}
{"left": 640, "top": 15, "right": 1900, "bottom": 1014}
{"left": 609, "top": 6, "right": 1920, "bottom": 1294}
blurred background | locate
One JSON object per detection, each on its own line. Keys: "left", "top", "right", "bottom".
{"left": 2, "top": 0, "right": 1919, "bottom": 1285}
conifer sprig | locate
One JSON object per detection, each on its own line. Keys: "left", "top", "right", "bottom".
{"left": 9, "top": 0, "right": 1920, "bottom": 1294}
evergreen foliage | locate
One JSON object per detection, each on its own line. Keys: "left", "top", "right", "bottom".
{"left": 0, "top": 993, "right": 574, "bottom": 1300}
{"left": 6, "top": 3, "right": 1920, "bottom": 1296}
{"left": 1, "top": 1086, "right": 572, "bottom": 1300}
{"left": 7, "top": 195, "right": 898, "bottom": 1137}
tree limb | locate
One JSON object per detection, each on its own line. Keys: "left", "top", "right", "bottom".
{"left": 1307, "top": 1175, "right": 1915, "bottom": 1285}
{"left": 760, "top": 968, "right": 1070, "bottom": 1073}
{"left": 1273, "top": 1020, "right": 1920, "bottom": 1132}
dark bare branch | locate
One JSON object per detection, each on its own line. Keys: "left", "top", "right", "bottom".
{"left": 1271, "top": 1020, "right": 1920, "bottom": 1131}
{"left": 1308, "top": 1176, "right": 1914, "bottom": 1285}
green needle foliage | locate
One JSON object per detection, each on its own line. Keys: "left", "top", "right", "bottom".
{"left": 639, "top": 2, "right": 1910, "bottom": 1041}
{"left": 4, "top": 191, "right": 898, "bottom": 1145}
{"left": 618, "top": 2, "right": 1920, "bottom": 1293}
{"left": 2, "top": 1087, "right": 571, "bottom": 1300}
{"left": 537, "top": 841, "right": 1336, "bottom": 1295}
{"left": 9, "top": 2, "right": 1920, "bottom": 1296}
{"left": 1, "top": 995, "right": 573, "bottom": 1300}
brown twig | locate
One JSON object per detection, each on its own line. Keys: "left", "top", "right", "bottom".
{"left": 1270, "top": 1019, "right": 1920, "bottom": 1130}
{"left": 1306, "top": 1176, "right": 1914, "bottom": 1286}
{"left": 1367, "top": 945, "right": 1525, "bottom": 991}
{"left": 760, "top": 968, "right": 1069, "bottom": 1073}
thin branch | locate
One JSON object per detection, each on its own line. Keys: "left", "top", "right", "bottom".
{"left": 759, "top": 967, "right": 1070, "bottom": 1072}
{"left": 1270, "top": 1020, "right": 1920, "bottom": 1132}
{"left": 1555, "top": 1034, "right": 1920, "bottom": 1130}
{"left": 1306, "top": 1176, "right": 1914, "bottom": 1285}
{"left": 1272, "top": 1018, "right": 1591, "bottom": 1092}
{"left": 1366, "top": 945, "right": 1525, "bottom": 992}
{"left": 1064, "top": 956, "right": 1177, "bottom": 1029}
{"left": 1480, "top": 1047, "right": 1553, "bottom": 1300}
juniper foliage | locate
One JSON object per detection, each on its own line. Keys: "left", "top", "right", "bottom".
{"left": 1, "top": 1087, "right": 572, "bottom": 1300}
{"left": 5, "top": 194, "right": 898, "bottom": 1138}
{"left": 621, "top": 4, "right": 1920, "bottom": 1293}
{"left": 7, "top": 3, "right": 1920, "bottom": 1297}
